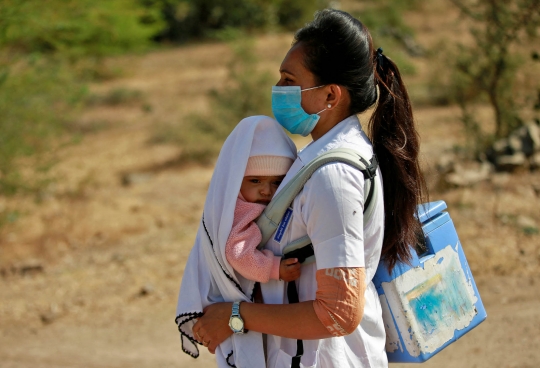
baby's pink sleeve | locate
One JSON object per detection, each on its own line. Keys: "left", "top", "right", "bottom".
{"left": 225, "top": 199, "right": 281, "bottom": 283}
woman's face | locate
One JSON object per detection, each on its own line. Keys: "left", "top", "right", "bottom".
{"left": 276, "top": 43, "right": 329, "bottom": 116}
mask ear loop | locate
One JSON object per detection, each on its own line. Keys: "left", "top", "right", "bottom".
{"left": 301, "top": 85, "right": 330, "bottom": 115}
{"left": 300, "top": 85, "right": 326, "bottom": 92}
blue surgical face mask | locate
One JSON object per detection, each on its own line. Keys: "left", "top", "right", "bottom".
{"left": 271, "top": 85, "right": 327, "bottom": 136}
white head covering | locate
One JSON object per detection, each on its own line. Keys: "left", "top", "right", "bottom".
{"left": 175, "top": 116, "right": 296, "bottom": 367}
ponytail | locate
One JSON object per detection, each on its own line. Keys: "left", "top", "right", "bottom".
{"left": 369, "top": 48, "right": 427, "bottom": 272}
{"left": 294, "top": 10, "right": 428, "bottom": 272}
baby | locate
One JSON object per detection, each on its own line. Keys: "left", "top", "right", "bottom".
{"left": 176, "top": 116, "right": 300, "bottom": 366}
{"left": 226, "top": 152, "right": 301, "bottom": 283}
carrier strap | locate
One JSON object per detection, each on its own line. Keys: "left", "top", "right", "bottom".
{"left": 287, "top": 280, "right": 303, "bottom": 368}
{"left": 283, "top": 244, "right": 314, "bottom": 367}
{"left": 283, "top": 243, "right": 315, "bottom": 264}
{"left": 256, "top": 148, "right": 379, "bottom": 251}
{"left": 282, "top": 242, "right": 314, "bottom": 367}
{"left": 256, "top": 148, "right": 379, "bottom": 367}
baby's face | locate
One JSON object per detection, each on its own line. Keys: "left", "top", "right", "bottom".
{"left": 240, "top": 175, "right": 285, "bottom": 205}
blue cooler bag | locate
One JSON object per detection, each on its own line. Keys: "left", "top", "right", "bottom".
{"left": 373, "top": 200, "right": 487, "bottom": 362}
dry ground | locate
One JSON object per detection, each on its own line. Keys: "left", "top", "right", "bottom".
{"left": 1, "top": 2, "right": 539, "bottom": 367}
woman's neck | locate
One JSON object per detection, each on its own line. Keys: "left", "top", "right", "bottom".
{"left": 310, "top": 110, "right": 351, "bottom": 141}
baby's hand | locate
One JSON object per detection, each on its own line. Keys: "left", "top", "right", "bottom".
{"left": 279, "top": 258, "right": 301, "bottom": 282}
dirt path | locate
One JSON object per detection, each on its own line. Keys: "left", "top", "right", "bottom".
{"left": 0, "top": 154, "right": 538, "bottom": 368}
{"left": 0, "top": 203, "right": 540, "bottom": 368}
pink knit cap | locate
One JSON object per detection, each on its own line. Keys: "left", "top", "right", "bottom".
{"left": 241, "top": 117, "right": 296, "bottom": 177}
{"left": 245, "top": 155, "right": 293, "bottom": 176}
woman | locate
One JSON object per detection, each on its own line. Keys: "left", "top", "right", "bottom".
{"left": 191, "top": 9, "right": 426, "bottom": 367}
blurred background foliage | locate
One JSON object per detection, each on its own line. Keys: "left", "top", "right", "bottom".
{"left": 141, "top": 0, "right": 331, "bottom": 42}
{"left": 346, "top": 0, "right": 426, "bottom": 76}
{"left": 446, "top": 0, "right": 540, "bottom": 156}
{"left": 152, "top": 0, "right": 428, "bottom": 165}
{"left": 0, "top": 0, "right": 331, "bottom": 196}
{"left": 0, "top": 0, "right": 163, "bottom": 195}
{"left": 0, "top": 0, "right": 538, "bottom": 198}
{"left": 0, "top": 0, "right": 162, "bottom": 59}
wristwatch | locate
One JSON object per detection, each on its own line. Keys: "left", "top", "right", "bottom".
{"left": 228, "top": 301, "right": 245, "bottom": 334}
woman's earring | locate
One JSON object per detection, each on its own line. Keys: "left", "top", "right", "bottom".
{"left": 327, "top": 104, "right": 331, "bottom": 109}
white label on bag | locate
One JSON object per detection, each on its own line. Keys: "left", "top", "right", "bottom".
{"left": 381, "top": 245, "right": 478, "bottom": 357}
{"left": 274, "top": 208, "right": 292, "bottom": 243}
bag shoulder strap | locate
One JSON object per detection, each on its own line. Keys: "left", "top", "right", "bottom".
{"left": 256, "top": 147, "right": 380, "bottom": 248}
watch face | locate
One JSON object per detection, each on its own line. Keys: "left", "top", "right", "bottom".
{"left": 230, "top": 316, "right": 243, "bottom": 331}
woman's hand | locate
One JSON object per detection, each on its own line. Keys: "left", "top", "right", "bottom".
{"left": 193, "top": 302, "right": 233, "bottom": 354}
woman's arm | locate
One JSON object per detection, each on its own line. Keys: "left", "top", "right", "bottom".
{"left": 193, "top": 267, "right": 366, "bottom": 354}
{"left": 313, "top": 267, "right": 366, "bottom": 336}
{"left": 193, "top": 299, "right": 328, "bottom": 354}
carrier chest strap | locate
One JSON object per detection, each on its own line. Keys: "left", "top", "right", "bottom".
{"left": 282, "top": 244, "right": 314, "bottom": 264}
{"left": 361, "top": 154, "right": 378, "bottom": 213}
{"left": 256, "top": 148, "right": 380, "bottom": 249}
{"left": 265, "top": 149, "right": 378, "bottom": 367}
{"left": 286, "top": 279, "right": 303, "bottom": 368}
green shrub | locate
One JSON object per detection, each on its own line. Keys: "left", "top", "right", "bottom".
{"left": 446, "top": 0, "right": 540, "bottom": 155}
{"left": 0, "top": 0, "right": 164, "bottom": 59}
{"left": 0, "top": 57, "right": 87, "bottom": 195}
{"left": 142, "top": 0, "right": 330, "bottom": 42}
{"left": 349, "top": 0, "right": 422, "bottom": 80}
{"left": 0, "top": 0, "right": 165, "bottom": 197}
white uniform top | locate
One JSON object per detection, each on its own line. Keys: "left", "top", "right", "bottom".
{"left": 261, "top": 115, "right": 388, "bottom": 368}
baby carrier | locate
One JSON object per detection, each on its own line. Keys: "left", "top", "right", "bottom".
{"left": 256, "top": 148, "right": 487, "bottom": 364}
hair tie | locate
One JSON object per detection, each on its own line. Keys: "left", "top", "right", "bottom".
{"left": 376, "top": 47, "right": 385, "bottom": 68}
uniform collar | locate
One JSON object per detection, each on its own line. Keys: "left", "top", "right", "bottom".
{"left": 297, "top": 115, "right": 364, "bottom": 165}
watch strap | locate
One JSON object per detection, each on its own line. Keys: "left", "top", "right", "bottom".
{"left": 232, "top": 301, "right": 241, "bottom": 317}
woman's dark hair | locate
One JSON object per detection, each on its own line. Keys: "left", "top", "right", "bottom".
{"left": 294, "top": 9, "right": 427, "bottom": 272}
